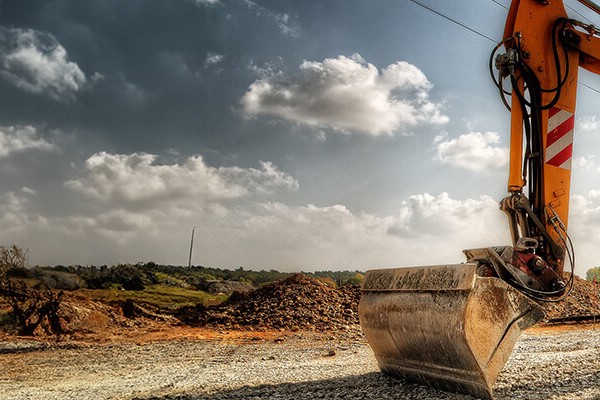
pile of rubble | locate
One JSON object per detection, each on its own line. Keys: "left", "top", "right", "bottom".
{"left": 178, "top": 274, "right": 361, "bottom": 331}
{"left": 177, "top": 271, "right": 600, "bottom": 332}
{"left": 541, "top": 273, "right": 600, "bottom": 322}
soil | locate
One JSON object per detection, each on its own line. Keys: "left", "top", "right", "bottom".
{"left": 2, "top": 273, "right": 600, "bottom": 400}
{"left": 177, "top": 274, "right": 361, "bottom": 332}
{"left": 2, "top": 272, "right": 599, "bottom": 342}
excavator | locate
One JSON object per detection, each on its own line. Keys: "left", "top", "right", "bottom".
{"left": 359, "top": 0, "right": 600, "bottom": 398}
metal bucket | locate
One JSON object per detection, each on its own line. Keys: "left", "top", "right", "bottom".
{"left": 359, "top": 264, "right": 544, "bottom": 399}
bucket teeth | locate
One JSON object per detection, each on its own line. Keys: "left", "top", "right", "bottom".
{"left": 359, "top": 264, "right": 544, "bottom": 399}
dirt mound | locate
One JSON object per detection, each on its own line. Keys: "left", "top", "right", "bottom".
{"left": 541, "top": 273, "right": 600, "bottom": 322}
{"left": 4, "top": 270, "right": 598, "bottom": 338}
{"left": 0, "top": 291, "right": 175, "bottom": 339}
{"left": 178, "top": 272, "right": 600, "bottom": 331}
{"left": 58, "top": 295, "right": 127, "bottom": 334}
{"left": 178, "top": 274, "right": 361, "bottom": 331}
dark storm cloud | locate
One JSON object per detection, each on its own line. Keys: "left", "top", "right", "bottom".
{"left": 0, "top": 0, "right": 303, "bottom": 154}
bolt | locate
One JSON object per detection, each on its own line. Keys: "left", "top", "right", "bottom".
{"left": 530, "top": 257, "right": 546, "bottom": 274}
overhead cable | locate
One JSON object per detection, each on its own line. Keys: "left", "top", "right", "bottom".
{"left": 407, "top": 0, "right": 497, "bottom": 43}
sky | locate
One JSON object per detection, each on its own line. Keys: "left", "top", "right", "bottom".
{"left": 1, "top": 0, "right": 600, "bottom": 274}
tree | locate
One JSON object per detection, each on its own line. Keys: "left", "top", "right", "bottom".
{"left": 347, "top": 272, "right": 365, "bottom": 286}
{"left": 586, "top": 267, "right": 600, "bottom": 282}
{"left": 0, "top": 244, "right": 63, "bottom": 336}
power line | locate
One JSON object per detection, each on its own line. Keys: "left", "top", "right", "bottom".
{"left": 564, "top": 1, "right": 600, "bottom": 93}
{"left": 407, "top": 0, "right": 497, "bottom": 43}
{"left": 565, "top": 2, "right": 594, "bottom": 24}
{"left": 489, "top": 0, "right": 509, "bottom": 10}
{"left": 410, "top": 0, "right": 600, "bottom": 95}
{"left": 580, "top": 80, "right": 600, "bottom": 94}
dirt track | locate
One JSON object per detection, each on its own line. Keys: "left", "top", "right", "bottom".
{"left": 2, "top": 324, "right": 600, "bottom": 400}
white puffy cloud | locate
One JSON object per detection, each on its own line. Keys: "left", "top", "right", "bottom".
{"left": 6, "top": 146, "right": 599, "bottom": 272}
{"left": 0, "top": 28, "right": 86, "bottom": 100}
{"left": 6, "top": 182, "right": 600, "bottom": 274}
{"left": 0, "top": 153, "right": 301, "bottom": 262}
{"left": 0, "top": 191, "right": 48, "bottom": 232}
{"left": 0, "top": 181, "right": 509, "bottom": 268}
{"left": 393, "top": 192, "right": 502, "bottom": 236}
{"left": 0, "top": 125, "right": 56, "bottom": 158}
{"left": 434, "top": 131, "right": 508, "bottom": 173}
{"left": 64, "top": 152, "right": 298, "bottom": 209}
{"left": 568, "top": 191, "right": 600, "bottom": 271}
{"left": 570, "top": 191, "right": 600, "bottom": 237}
{"left": 241, "top": 54, "right": 448, "bottom": 136}
{"left": 215, "top": 192, "right": 507, "bottom": 268}
{"left": 577, "top": 115, "right": 600, "bottom": 135}
{"left": 573, "top": 155, "right": 600, "bottom": 172}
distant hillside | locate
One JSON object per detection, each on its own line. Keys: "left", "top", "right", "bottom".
{"left": 35, "top": 262, "right": 365, "bottom": 290}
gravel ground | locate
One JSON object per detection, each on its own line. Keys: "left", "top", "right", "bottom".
{"left": 1, "top": 326, "right": 600, "bottom": 400}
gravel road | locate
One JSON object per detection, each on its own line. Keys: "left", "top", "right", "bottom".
{"left": 1, "top": 326, "right": 600, "bottom": 400}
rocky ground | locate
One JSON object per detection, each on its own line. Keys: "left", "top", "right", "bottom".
{"left": 2, "top": 273, "right": 600, "bottom": 400}
{"left": 3, "top": 272, "right": 598, "bottom": 338}
{"left": 1, "top": 325, "right": 600, "bottom": 400}
{"left": 541, "top": 273, "right": 600, "bottom": 322}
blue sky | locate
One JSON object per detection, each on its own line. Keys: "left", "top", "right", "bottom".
{"left": 1, "top": 0, "right": 600, "bottom": 274}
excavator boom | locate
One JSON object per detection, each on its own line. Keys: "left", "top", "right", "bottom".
{"left": 359, "top": 0, "right": 600, "bottom": 397}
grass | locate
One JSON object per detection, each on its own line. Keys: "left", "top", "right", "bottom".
{"left": 81, "top": 284, "right": 228, "bottom": 311}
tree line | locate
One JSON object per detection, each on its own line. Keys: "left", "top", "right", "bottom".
{"left": 50, "top": 261, "right": 365, "bottom": 288}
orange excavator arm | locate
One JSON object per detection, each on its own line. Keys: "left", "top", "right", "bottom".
{"left": 488, "top": 0, "right": 600, "bottom": 299}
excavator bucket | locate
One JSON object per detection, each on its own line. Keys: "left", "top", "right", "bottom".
{"left": 359, "top": 263, "right": 544, "bottom": 399}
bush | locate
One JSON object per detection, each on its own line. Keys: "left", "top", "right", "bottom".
{"left": 80, "top": 264, "right": 155, "bottom": 291}
{"left": 35, "top": 269, "right": 83, "bottom": 290}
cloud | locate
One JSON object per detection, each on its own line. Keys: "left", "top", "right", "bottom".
{"left": 577, "top": 115, "right": 600, "bottom": 135}
{"left": 21, "top": 187, "right": 37, "bottom": 196}
{"left": 570, "top": 191, "right": 600, "bottom": 236}
{"left": 0, "top": 125, "right": 56, "bottom": 158}
{"left": 205, "top": 52, "right": 225, "bottom": 68}
{"left": 0, "top": 169, "right": 508, "bottom": 268}
{"left": 247, "top": 58, "right": 284, "bottom": 78}
{"left": 64, "top": 152, "right": 298, "bottom": 209}
{"left": 0, "top": 28, "right": 86, "bottom": 100}
{"left": 568, "top": 191, "right": 600, "bottom": 271}
{"left": 243, "top": 0, "right": 299, "bottom": 37}
{"left": 6, "top": 180, "right": 600, "bottom": 274}
{"left": 241, "top": 54, "right": 448, "bottom": 136}
{"left": 386, "top": 193, "right": 504, "bottom": 244}
{"left": 573, "top": 155, "right": 599, "bottom": 171}
{"left": 0, "top": 191, "right": 48, "bottom": 231}
{"left": 193, "top": 0, "right": 221, "bottom": 5}
{"left": 228, "top": 192, "right": 507, "bottom": 268}
{"left": 434, "top": 131, "right": 508, "bottom": 173}
{"left": 0, "top": 152, "right": 300, "bottom": 263}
